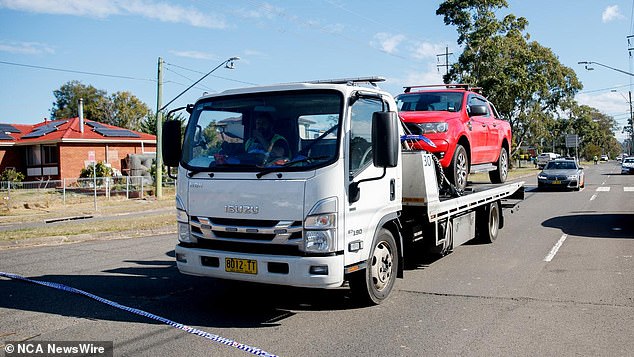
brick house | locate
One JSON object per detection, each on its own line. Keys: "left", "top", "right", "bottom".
{"left": 0, "top": 118, "right": 156, "bottom": 180}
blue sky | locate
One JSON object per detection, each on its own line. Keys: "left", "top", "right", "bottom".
{"left": 1, "top": 0, "right": 634, "bottom": 141}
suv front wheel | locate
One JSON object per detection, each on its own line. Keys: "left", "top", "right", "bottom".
{"left": 447, "top": 144, "right": 468, "bottom": 191}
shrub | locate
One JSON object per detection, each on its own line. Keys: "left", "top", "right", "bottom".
{"left": 1, "top": 168, "right": 24, "bottom": 182}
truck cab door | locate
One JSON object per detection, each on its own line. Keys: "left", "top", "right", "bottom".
{"left": 344, "top": 96, "right": 398, "bottom": 266}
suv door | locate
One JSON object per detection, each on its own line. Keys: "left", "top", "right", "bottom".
{"left": 485, "top": 102, "right": 503, "bottom": 162}
{"left": 466, "top": 94, "right": 489, "bottom": 164}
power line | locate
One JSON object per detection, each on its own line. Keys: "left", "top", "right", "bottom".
{"left": 164, "top": 62, "right": 258, "bottom": 86}
{"left": 165, "top": 66, "right": 215, "bottom": 92}
{"left": 0, "top": 60, "right": 155, "bottom": 82}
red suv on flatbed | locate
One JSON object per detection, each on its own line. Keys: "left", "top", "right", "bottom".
{"left": 396, "top": 84, "right": 511, "bottom": 191}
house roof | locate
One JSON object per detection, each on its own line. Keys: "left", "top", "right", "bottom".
{"left": 0, "top": 118, "right": 156, "bottom": 145}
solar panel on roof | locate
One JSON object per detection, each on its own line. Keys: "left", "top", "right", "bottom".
{"left": 0, "top": 132, "right": 14, "bottom": 140}
{"left": 22, "top": 120, "right": 67, "bottom": 138}
{"left": 94, "top": 128, "right": 140, "bottom": 138}
{"left": 0, "top": 124, "right": 20, "bottom": 133}
{"left": 85, "top": 121, "right": 107, "bottom": 129}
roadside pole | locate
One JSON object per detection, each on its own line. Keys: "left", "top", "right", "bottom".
{"left": 155, "top": 57, "right": 163, "bottom": 199}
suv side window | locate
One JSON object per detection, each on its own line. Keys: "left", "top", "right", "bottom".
{"left": 467, "top": 95, "right": 490, "bottom": 117}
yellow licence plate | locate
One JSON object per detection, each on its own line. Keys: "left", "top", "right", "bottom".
{"left": 225, "top": 257, "right": 257, "bottom": 274}
{"left": 553, "top": 180, "right": 561, "bottom": 184}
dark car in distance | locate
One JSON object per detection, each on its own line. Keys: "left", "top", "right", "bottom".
{"left": 537, "top": 159, "right": 585, "bottom": 191}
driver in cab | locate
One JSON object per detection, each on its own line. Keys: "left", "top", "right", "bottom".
{"left": 245, "top": 111, "right": 290, "bottom": 165}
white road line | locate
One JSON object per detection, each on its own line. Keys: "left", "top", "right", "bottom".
{"left": 544, "top": 234, "right": 568, "bottom": 262}
{"left": 596, "top": 187, "right": 610, "bottom": 192}
{"left": 590, "top": 194, "right": 597, "bottom": 201}
{"left": 625, "top": 187, "right": 634, "bottom": 192}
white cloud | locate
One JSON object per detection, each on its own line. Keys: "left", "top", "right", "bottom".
{"left": 0, "top": 0, "right": 226, "bottom": 28}
{"left": 0, "top": 41, "right": 54, "bottom": 55}
{"left": 169, "top": 50, "right": 217, "bottom": 60}
{"left": 577, "top": 92, "right": 628, "bottom": 115}
{"left": 602, "top": 5, "right": 624, "bottom": 23}
{"left": 576, "top": 91, "right": 631, "bottom": 140}
{"left": 373, "top": 33, "right": 406, "bottom": 54}
{"left": 411, "top": 41, "right": 448, "bottom": 60}
{"left": 0, "top": 0, "right": 118, "bottom": 17}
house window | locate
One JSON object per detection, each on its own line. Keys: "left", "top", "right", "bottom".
{"left": 25, "top": 145, "right": 59, "bottom": 166}
{"left": 42, "top": 145, "right": 58, "bottom": 164}
{"left": 26, "top": 146, "right": 42, "bottom": 166}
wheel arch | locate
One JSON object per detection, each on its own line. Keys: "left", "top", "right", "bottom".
{"left": 457, "top": 135, "right": 471, "bottom": 164}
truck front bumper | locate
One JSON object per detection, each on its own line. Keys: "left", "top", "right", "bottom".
{"left": 175, "top": 244, "right": 345, "bottom": 288}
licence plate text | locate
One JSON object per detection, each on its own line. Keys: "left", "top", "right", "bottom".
{"left": 225, "top": 257, "right": 257, "bottom": 274}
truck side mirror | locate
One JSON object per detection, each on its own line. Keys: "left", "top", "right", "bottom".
{"left": 468, "top": 104, "right": 488, "bottom": 117}
{"left": 162, "top": 120, "right": 182, "bottom": 167}
{"left": 372, "top": 111, "right": 399, "bottom": 168}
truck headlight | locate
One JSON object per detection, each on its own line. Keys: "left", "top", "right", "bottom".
{"left": 417, "top": 122, "right": 448, "bottom": 134}
{"left": 305, "top": 229, "right": 336, "bottom": 252}
{"left": 303, "top": 212, "right": 336, "bottom": 253}
{"left": 176, "top": 208, "right": 196, "bottom": 243}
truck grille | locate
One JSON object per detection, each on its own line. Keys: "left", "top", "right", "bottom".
{"left": 190, "top": 216, "right": 303, "bottom": 243}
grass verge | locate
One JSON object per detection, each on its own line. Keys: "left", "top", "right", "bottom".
{"left": 1, "top": 213, "right": 176, "bottom": 242}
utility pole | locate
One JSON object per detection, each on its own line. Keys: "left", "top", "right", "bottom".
{"left": 155, "top": 57, "right": 163, "bottom": 199}
{"left": 627, "top": 91, "right": 634, "bottom": 155}
{"left": 630, "top": 91, "right": 634, "bottom": 155}
{"left": 436, "top": 46, "right": 453, "bottom": 75}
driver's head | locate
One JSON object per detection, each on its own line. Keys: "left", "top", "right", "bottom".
{"left": 254, "top": 112, "right": 273, "bottom": 133}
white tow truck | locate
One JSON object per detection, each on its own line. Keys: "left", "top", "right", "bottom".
{"left": 161, "top": 77, "right": 524, "bottom": 304}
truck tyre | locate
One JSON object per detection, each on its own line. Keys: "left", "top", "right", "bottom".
{"left": 447, "top": 144, "right": 468, "bottom": 191}
{"left": 476, "top": 201, "right": 500, "bottom": 244}
{"left": 349, "top": 228, "right": 398, "bottom": 305}
{"left": 489, "top": 147, "right": 508, "bottom": 184}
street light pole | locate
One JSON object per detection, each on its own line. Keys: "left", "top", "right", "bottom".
{"left": 580, "top": 60, "right": 634, "bottom": 155}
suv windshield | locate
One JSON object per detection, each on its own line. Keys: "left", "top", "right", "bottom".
{"left": 396, "top": 92, "right": 464, "bottom": 113}
{"left": 182, "top": 90, "right": 342, "bottom": 172}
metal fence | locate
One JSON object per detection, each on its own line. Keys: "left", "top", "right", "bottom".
{"left": 0, "top": 176, "right": 175, "bottom": 211}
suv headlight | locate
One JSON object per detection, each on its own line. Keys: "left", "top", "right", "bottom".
{"left": 417, "top": 122, "right": 448, "bottom": 134}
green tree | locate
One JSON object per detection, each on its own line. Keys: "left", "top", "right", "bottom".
{"left": 101, "top": 91, "right": 151, "bottom": 131}
{"left": 51, "top": 81, "right": 151, "bottom": 131}
{"left": 51, "top": 81, "right": 108, "bottom": 121}
{"left": 437, "top": 0, "right": 582, "bottom": 154}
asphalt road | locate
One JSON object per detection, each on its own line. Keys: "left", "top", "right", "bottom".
{"left": 1, "top": 162, "right": 632, "bottom": 356}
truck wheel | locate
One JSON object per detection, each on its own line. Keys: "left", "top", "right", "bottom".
{"left": 489, "top": 147, "right": 508, "bottom": 184}
{"left": 476, "top": 201, "right": 500, "bottom": 244}
{"left": 447, "top": 144, "right": 468, "bottom": 191}
{"left": 349, "top": 228, "right": 398, "bottom": 305}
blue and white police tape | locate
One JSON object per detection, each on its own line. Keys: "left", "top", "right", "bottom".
{"left": 0, "top": 271, "right": 278, "bottom": 357}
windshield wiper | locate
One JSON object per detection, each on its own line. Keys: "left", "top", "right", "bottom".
{"left": 256, "top": 156, "right": 329, "bottom": 178}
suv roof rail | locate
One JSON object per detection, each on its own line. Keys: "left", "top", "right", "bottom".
{"left": 309, "top": 76, "right": 386, "bottom": 86}
{"left": 403, "top": 83, "right": 481, "bottom": 93}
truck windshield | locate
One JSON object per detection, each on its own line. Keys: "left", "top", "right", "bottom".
{"left": 396, "top": 92, "right": 464, "bottom": 113}
{"left": 181, "top": 90, "right": 342, "bottom": 172}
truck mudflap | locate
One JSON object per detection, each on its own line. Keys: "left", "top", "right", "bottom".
{"left": 175, "top": 245, "right": 345, "bottom": 288}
